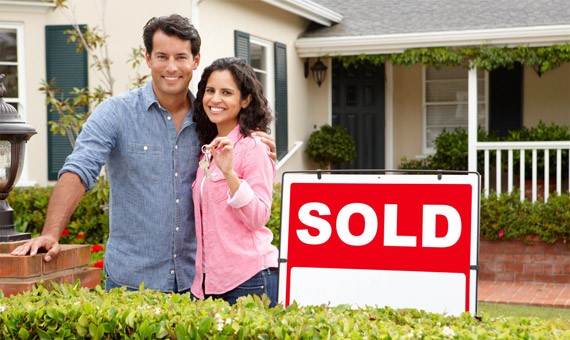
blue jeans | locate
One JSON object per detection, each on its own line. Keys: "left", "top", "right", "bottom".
{"left": 205, "top": 268, "right": 278, "bottom": 307}
{"left": 105, "top": 268, "right": 191, "bottom": 294}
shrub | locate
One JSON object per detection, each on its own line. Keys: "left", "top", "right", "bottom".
{"left": 9, "top": 176, "right": 109, "bottom": 245}
{"left": 305, "top": 124, "right": 356, "bottom": 169}
{"left": 1, "top": 282, "right": 569, "bottom": 339}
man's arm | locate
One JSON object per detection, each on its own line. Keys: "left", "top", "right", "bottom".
{"left": 252, "top": 131, "right": 277, "bottom": 162}
{"left": 11, "top": 172, "right": 86, "bottom": 261}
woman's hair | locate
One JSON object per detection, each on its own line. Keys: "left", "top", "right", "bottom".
{"left": 143, "top": 14, "right": 201, "bottom": 57}
{"left": 193, "top": 57, "right": 273, "bottom": 145}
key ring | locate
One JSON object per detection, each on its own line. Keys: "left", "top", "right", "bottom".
{"left": 201, "top": 145, "right": 208, "bottom": 154}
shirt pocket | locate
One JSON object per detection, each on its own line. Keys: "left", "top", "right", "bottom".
{"left": 127, "top": 142, "right": 163, "bottom": 183}
{"left": 205, "top": 174, "right": 229, "bottom": 203}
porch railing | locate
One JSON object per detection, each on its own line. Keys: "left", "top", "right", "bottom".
{"left": 476, "top": 141, "right": 570, "bottom": 202}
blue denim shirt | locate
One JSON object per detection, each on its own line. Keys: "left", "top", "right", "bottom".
{"left": 60, "top": 81, "right": 200, "bottom": 292}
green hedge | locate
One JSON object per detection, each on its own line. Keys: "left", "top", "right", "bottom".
{"left": 8, "top": 177, "right": 569, "bottom": 248}
{"left": 1, "top": 282, "right": 569, "bottom": 339}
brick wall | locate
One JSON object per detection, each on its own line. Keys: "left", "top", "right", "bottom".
{"left": 0, "top": 241, "right": 101, "bottom": 296}
{"left": 479, "top": 238, "right": 570, "bottom": 284}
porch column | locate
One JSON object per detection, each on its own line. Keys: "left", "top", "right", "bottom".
{"left": 468, "top": 67, "right": 478, "bottom": 172}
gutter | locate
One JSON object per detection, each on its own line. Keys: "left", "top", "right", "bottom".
{"left": 296, "top": 25, "right": 570, "bottom": 57}
{"left": 261, "top": 0, "right": 342, "bottom": 26}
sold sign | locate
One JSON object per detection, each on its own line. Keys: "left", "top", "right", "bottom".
{"left": 277, "top": 172, "right": 480, "bottom": 316}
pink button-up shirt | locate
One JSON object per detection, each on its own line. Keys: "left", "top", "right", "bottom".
{"left": 191, "top": 125, "right": 278, "bottom": 298}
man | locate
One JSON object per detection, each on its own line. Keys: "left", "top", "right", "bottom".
{"left": 11, "top": 14, "right": 276, "bottom": 293}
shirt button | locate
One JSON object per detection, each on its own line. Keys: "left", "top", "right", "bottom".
{"left": 175, "top": 172, "right": 178, "bottom": 177}
{"left": 173, "top": 254, "right": 177, "bottom": 258}
{"left": 176, "top": 227, "right": 180, "bottom": 232}
{"left": 175, "top": 145, "right": 178, "bottom": 150}
{"left": 176, "top": 198, "right": 180, "bottom": 204}
{"left": 143, "top": 146, "right": 148, "bottom": 151}
{"left": 170, "top": 270, "right": 175, "bottom": 275}
{"left": 167, "top": 116, "right": 172, "bottom": 120}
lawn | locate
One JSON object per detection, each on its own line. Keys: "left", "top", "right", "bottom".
{"left": 478, "top": 302, "right": 570, "bottom": 320}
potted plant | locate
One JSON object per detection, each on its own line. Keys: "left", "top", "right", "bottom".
{"left": 305, "top": 124, "right": 356, "bottom": 169}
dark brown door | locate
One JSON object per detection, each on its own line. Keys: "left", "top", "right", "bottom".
{"left": 332, "top": 60, "right": 385, "bottom": 169}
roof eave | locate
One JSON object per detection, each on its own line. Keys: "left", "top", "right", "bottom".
{"left": 0, "top": 0, "right": 55, "bottom": 13}
{"left": 261, "top": 0, "right": 342, "bottom": 26}
{"left": 296, "top": 25, "right": 570, "bottom": 57}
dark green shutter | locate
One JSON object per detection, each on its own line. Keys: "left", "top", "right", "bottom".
{"left": 234, "top": 30, "right": 251, "bottom": 63}
{"left": 45, "top": 25, "right": 88, "bottom": 180}
{"left": 489, "top": 64, "right": 523, "bottom": 138}
{"left": 274, "top": 42, "right": 288, "bottom": 159}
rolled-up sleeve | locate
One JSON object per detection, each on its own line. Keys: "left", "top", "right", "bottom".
{"left": 58, "top": 99, "right": 117, "bottom": 192}
{"left": 227, "top": 138, "right": 275, "bottom": 230}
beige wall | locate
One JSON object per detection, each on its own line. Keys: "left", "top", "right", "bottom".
{"left": 390, "top": 63, "right": 570, "bottom": 169}
{"left": 392, "top": 64, "right": 423, "bottom": 168}
{"left": 523, "top": 63, "right": 570, "bottom": 127}
{"left": 4, "top": 0, "right": 327, "bottom": 186}
{"left": 198, "top": 0, "right": 328, "bottom": 180}
{"left": 2, "top": 1, "right": 191, "bottom": 186}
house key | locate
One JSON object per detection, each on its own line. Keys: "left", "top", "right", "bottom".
{"left": 199, "top": 145, "right": 212, "bottom": 180}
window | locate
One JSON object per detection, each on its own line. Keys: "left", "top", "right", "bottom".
{"left": 0, "top": 23, "right": 33, "bottom": 185}
{"left": 235, "top": 30, "right": 288, "bottom": 159}
{"left": 249, "top": 37, "right": 274, "bottom": 118}
{"left": 424, "top": 66, "right": 487, "bottom": 153}
{"left": 0, "top": 25, "right": 22, "bottom": 115}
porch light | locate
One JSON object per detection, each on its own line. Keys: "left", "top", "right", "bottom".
{"left": 311, "top": 58, "right": 327, "bottom": 87}
{"left": 0, "top": 74, "right": 37, "bottom": 242}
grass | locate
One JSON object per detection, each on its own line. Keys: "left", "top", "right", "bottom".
{"left": 478, "top": 302, "right": 570, "bottom": 320}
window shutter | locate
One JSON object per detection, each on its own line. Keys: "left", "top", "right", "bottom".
{"left": 274, "top": 42, "right": 288, "bottom": 159}
{"left": 489, "top": 64, "right": 523, "bottom": 137}
{"left": 234, "top": 30, "right": 251, "bottom": 63}
{"left": 45, "top": 25, "right": 88, "bottom": 180}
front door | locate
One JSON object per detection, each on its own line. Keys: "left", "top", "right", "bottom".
{"left": 332, "top": 60, "right": 385, "bottom": 169}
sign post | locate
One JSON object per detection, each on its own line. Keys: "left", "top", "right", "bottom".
{"left": 277, "top": 171, "right": 480, "bottom": 315}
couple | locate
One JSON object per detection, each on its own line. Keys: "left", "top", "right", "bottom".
{"left": 12, "top": 14, "right": 279, "bottom": 307}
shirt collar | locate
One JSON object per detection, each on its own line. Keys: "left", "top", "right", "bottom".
{"left": 142, "top": 81, "right": 195, "bottom": 112}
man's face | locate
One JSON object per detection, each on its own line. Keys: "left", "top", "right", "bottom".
{"left": 145, "top": 30, "right": 200, "bottom": 101}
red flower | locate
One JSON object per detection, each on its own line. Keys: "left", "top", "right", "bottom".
{"left": 61, "top": 228, "right": 70, "bottom": 237}
{"left": 498, "top": 230, "right": 505, "bottom": 237}
{"left": 91, "top": 244, "right": 104, "bottom": 253}
{"left": 76, "top": 233, "right": 85, "bottom": 239}
{"left": 93, "top": 260, "right": 104, "bottom": 268}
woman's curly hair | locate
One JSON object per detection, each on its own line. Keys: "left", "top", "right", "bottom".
{"left": 192, "top": 57, "right": 272, "bottom": 145}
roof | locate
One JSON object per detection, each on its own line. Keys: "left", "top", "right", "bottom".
{"left": 298, "top": 0, "right": 570, "bottom": 57}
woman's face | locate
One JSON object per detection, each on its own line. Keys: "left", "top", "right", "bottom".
{"left": 202, "top": 69, "right": 251, "bottom": 136}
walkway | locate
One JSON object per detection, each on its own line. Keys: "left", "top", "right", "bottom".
{"left": 478, "top": 280, "right": 570, "bottom": 309}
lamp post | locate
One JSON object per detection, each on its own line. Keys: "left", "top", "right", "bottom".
{"left": 0, "top": 74, "right": 37, "bottom": 242}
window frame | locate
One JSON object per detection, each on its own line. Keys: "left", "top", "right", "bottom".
{"left": 249, "top": 36, "right": 275, "bottom": 133}
{"left": 422, "top": 65, "right": 488, "bottom": 154}
{"left": 0, "top": 22, "right": 33, "bottom": 186}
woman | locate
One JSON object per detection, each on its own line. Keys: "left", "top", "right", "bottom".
{"left": 191, "top": 57, "right": 278, "bottom": 306}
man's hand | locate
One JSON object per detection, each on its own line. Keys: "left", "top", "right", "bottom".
{"left": 11, "top": 235, "right": 61, "bottom": 261}
{"left": 253, "top": 131, "right": 277, "bottom": 162}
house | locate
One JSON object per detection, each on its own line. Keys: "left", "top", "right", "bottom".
{"left": 2, "top": 0, "right": 570, "bottom": 199}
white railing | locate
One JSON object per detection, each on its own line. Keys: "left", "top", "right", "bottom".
{"left": 276, "top": 141, "right": 304, "bottom": 171}
{"left": 476, "top": 141, "right": 570, "bottom": 202}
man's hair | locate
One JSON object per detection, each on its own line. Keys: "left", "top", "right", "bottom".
{"left": 193, "top": 57, "right": 273, "bottom": 145}
{"left": 143, "top": 14, "right": 201, "bottom": 57}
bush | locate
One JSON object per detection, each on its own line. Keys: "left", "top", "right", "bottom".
{"left": 9, "top": 177, "right": 109, "bottom": 245}
{"left": 399, "top": 121, "right": 570, "bottom": 176}
{"left": 1, "top": 282, "right": 569, "bottom": 339}
{"left": 399, "top": 127, "right": 493, "bottom": 171}
{"left": 305, "top": 125, "right": 356, "bottom": 169}
{"left": 480, "top": 190, "right": 570, "bottom": 243}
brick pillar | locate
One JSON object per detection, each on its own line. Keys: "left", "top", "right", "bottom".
{"left": 0, "top": 241, "right": 101, "bottom": 296}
